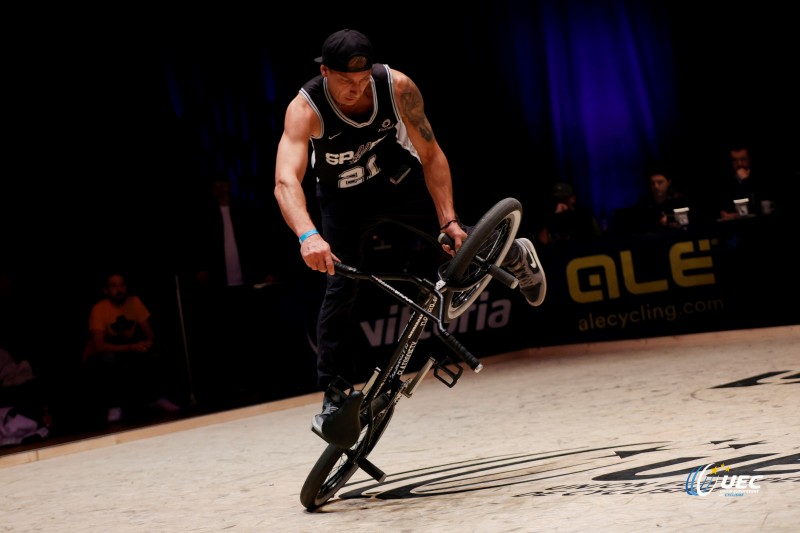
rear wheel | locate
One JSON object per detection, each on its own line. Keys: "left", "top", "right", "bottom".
{"left": 300, "top": 405, "right": 395, "bottom": 511}
{"left": 439, "top": 198, "right": 522, "bottom": 322}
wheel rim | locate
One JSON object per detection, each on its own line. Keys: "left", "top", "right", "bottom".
{"left": 441, "top": 204, "right": 521, "bottom": 321}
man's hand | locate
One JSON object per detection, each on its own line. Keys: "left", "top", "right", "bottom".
{"left": 438, "top": 224, "right": 469, "bottom": 256}
{"left": 301, "top": 234, "right": 339, "bottom": 275}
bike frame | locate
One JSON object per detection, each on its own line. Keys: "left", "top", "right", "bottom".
{"left": 346, "top": 268, "right": 476, "bottom": 406}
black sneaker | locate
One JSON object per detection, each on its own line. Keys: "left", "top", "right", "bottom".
{"left": 311, "top": 395, "right": 342, "bottom": 436}
{"left": 311, "top": 379, "right": 364, "bottom": 448}
{"left": 504, "top": 238, "right": 547, "bottom": 306}
{"left": 311, "top": 379, "right": 348, "bottom": 437}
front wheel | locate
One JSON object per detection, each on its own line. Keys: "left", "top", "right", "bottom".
{"left": 439, "top": 198, "right": 522, "bottom": 322}
{"left": 300, "top": 405, "right": 395, "bottom": 511}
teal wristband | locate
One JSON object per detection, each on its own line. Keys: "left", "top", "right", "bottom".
{"left": 299, "top": 229, "right": 319, "bottom": 244}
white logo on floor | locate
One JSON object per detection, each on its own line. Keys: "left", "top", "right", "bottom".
{"left": 685, "top": 463, "right": 763, "bottom": 497}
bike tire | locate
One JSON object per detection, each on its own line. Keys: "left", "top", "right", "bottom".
{"left": 439, "top": 197, "right": 522, "bottom": 322}
{"left": 300, "top": 405, "right": 395, "bottom": 511}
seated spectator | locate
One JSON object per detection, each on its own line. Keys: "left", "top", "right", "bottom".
{"left": 634, "top": 168, "right": 687, "bottom": 232}
{"left": 0, "top": 346, "right": 50, "bottom": 445}
{"left": 536, "top": 182, "right": 602, "bottom": 246}
{"left": 82, "top": 271, "right": 180, "bottom": 424}
{"left": 0, "top": 266, "right": 52, "bottom": 443}
{"left": 713, "top": 143, "right": 777, "bottom": 221}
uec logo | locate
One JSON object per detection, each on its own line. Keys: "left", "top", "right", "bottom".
{"left": 685, "top": 463, "right": 762, "bottom": 496}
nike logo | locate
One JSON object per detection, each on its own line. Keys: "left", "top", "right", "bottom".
{"left": 328, "top": 132, "right": 342, "bottom": 139}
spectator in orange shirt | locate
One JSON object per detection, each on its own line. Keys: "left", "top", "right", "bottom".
{"left": 83, "top": 271, "right": 180, "bottom": 423}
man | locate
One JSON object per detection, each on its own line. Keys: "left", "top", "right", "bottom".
{"left": 716, "top": 145, "right": 775, "bottom": 221}
{"left": 537, "top": 182, "right": 603, "bottom": 244}
{"left": 632, "top": 170, "right": 685, "bottom": 233}
{"left": 83, "top": 272, "right": 180, "bottom": 423}
{"left": 190, "top": 177, "right": 278, "bottom": 290}
{"left": 185, "top": 176, "right": 281, "bottom": 407}
{"left": 274, "top": 29, "right": 546, "bottom": 439}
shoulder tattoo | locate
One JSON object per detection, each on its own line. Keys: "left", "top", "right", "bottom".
{"left": 398, "top": 78, "right": 434, "bottom": 142}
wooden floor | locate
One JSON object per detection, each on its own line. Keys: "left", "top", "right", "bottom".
{"left": 2, "top": 325, "right": 798, "bottom": 532}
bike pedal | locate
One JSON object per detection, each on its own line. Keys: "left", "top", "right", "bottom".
{"left": 433, "top": 357, "right": 463, "bottom": 388}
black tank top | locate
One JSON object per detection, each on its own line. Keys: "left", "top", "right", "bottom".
{"left": 299, "top": 64, "right": 422, "bottom": 195}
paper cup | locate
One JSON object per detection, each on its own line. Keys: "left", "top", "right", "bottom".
{"left": 734, "top": 198, "right": 749, "bottom": 217}
{"left": 673, "top": 207, "right": 690, "bottom": 226}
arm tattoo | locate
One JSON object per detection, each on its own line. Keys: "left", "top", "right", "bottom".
{"left": 399, "top": 79, "right": 434, "bottom": 142}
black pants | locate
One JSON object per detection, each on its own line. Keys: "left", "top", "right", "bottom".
{"left": 315, "top": 175, "right": 442, "bottom": 390}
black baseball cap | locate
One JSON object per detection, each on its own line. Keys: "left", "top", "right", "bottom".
{"left": 552, "top": 182, "right": 575, "bottom": 199}
{"left": 314, "top": 29, "right": 373, "bottom": 72}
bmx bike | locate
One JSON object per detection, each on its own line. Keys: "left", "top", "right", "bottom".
{"left": 299, "top": 197, "right": 524, "bottom": 511}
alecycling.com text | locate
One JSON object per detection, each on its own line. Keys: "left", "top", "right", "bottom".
{"left": 578, "top": 298, "right": 725, "bottom": 331}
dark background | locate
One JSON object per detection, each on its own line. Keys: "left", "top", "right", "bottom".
{"left": 2, "top": 2, "right": 798, "bottom": 429}
{"left": 6, "top": 2, "right": 797, "bottom": 269}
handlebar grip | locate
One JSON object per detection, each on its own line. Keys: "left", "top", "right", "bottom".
{"left": 438, "top": 233, "right": 454, "bottom": 247}
{"left": 334, "top": 262, "right": 358, "bottom": 275}
{"left": 439, "top": 330, "right": 483, "bottom": 373}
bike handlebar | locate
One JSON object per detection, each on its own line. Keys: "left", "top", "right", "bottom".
{"left": 334, "top": 262, "right": 360, "bottom": 277}
{"left": 437, "top": 233, "right": 519, "bottom": 289}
